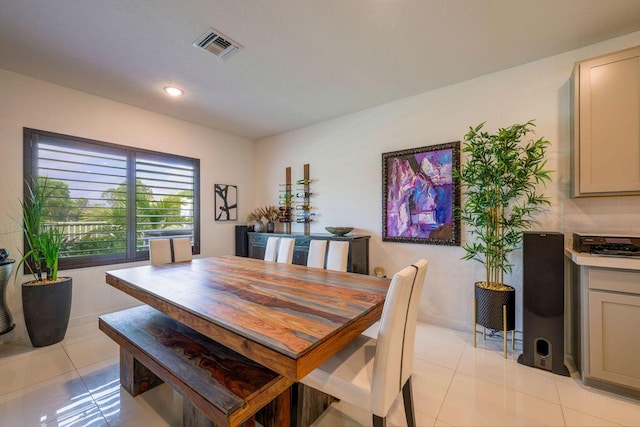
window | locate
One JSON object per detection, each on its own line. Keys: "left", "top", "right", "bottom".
{"left": 23, "top": 128, "right": 200, "bottom": 270}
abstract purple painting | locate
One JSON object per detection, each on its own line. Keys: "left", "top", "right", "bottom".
{"left": 382, "top": 141, "right": 460, "bottom": 245}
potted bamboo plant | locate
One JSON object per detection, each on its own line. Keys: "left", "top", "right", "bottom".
{"left": 455, "top": 120, "right": 551, "bottom": 348}
{"left": 16, "top": 177, "right": 72, "bottom": 347}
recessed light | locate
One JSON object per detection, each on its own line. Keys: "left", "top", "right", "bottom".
{"left": 163, "top": 86, "right": 183, "bottom": 97}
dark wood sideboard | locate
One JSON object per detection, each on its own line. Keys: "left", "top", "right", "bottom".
{"left": 247, "top": 232, "right": 370, "bottom": 275}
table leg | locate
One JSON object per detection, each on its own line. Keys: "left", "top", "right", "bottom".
{"left": 119, "top": 348, "right": 163, "bottom": 396}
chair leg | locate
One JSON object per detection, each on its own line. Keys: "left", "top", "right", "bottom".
{"left": 372, "top": 414, "right": 386, "bottom": 427}
{"left": 402, "top": 377, "right": 417, "bottom": 427}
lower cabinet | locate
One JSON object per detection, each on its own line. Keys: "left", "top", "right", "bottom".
{"left": 235, "top": 225, "right": 250, "bottom": 257}
{"left": 570, "top": 262, "right": 640, "bottom": 398}
{"left": 247, "top": 232, "right": 370, "bottom": 275}
{"left": 588, "top": 286, "right": 640, "bottom": 391}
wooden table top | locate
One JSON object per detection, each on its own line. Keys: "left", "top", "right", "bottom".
{"left": 105, "top": 256, "right": 390, "bottom": 380}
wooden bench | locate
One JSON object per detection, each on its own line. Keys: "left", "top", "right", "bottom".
{"left": 99, "top": 305, "right": 293, "bottom": 427}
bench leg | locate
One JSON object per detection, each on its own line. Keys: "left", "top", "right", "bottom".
{"left": 256, "top": 386, "right": 291, "bottom": 427}
{"left": 183, "top": 399, "right": 215, "bottom": 427}
{"left": 120, "top": 348, "right": 163, "bottom": 396}
{"left": 275, "top": 386, "right": 291, "bottom": 427}
{"left": 290, "top": 383, "right": 335, "bottom": 427}
{"left": 183, "top": 399, "right": 259, "bottom": 427}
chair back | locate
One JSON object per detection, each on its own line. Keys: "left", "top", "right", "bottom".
{"left": 326, "top": 241, "right": 349, "bottom": 272}
{"left": 371, "top": 260, "right": 426, "bottom": 417}
{"left": 401, "top": 259, "right": 428, "bottom": 384}
{"left": 172, "top": 237, "right": 193, "bottom": 263}
{"left": 264, "top": 237, "right": 280, "bottom": 262}
{"left": 277, "top": 238, "right": 295, "bottom": 264}
{"left": 149, "top": 239, "right": 172, "bottom": 266}
{"left": 307, "top": 240, "right": 327, "bottom": 268}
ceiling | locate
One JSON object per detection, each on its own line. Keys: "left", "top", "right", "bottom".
{"left": 2, "top": 1, "right": 640, "bottom": 140}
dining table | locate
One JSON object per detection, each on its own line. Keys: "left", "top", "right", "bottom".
{"left": 105, "top": 255, "right": 391, "bottom": 424}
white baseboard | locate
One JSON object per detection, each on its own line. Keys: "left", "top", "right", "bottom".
{"left": 419, "top": 313, "right": 472, "bottom": 333}
{"left": 69, "top": 303, "right": 141, "bottom": 328}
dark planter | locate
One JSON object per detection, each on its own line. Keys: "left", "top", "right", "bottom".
{"left": 22, "top": 277, "right": 72, "bottom": 347}
{"left": 475, "top": 282, "right": 515, "bottom": 331}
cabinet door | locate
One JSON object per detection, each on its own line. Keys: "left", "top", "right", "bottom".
{"left": 589, "top": 290, "right": 640, "bottom": 389}
{"left": 248, "top": 234, "right": 268, "bottom": 260}
{"left": 293, "top": 238, "right": 311, "bottom": 266}
{"left": 576, "top": 46, "right": 640, "bottom": 195}
{"left": 350, "top": 239, "right": 369, "bottom": 274}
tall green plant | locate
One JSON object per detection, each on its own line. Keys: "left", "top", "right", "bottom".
{"left": 455, "top": 120, "right": 551, "bottom": 288}
{"left": 16, "top": 177, "right": 65, "bottom": 282}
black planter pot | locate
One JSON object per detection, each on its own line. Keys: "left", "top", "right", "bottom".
{"left": 475, "top": 282, "right": 515, "bottom": 331}
{"left": 22, "top": 277, "right": 72, "bottom": 347}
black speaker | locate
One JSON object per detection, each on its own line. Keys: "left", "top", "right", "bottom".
{"left": 517, "top": 232, "right": 569, "bottom": 376}
{"left": 235, "top": 225, "right": 250, "bottom": 257}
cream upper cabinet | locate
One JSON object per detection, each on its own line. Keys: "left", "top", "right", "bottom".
{"left": 572, "top": 46, "right": 640, "bottom": 197}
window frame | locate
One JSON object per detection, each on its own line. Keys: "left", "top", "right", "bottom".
{"left": 23, "top": 128, "right": 201, "bottom": 270}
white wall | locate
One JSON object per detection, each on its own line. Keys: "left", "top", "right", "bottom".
{"left": 256, "top": 31, "right": 640, "bottom": 332}
{"left": 0, "top": 70, "right": 256, "bottom": 343}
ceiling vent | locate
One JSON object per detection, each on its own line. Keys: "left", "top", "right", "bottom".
{"left": 193, "top": 28, "right": 242, "bottom": 61}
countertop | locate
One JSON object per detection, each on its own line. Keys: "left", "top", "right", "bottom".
{"left": 565, "top": 247, "right": 640, "bottom": 271}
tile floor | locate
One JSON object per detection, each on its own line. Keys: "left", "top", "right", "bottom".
{"left": 0, "top": 321, "right": 639, "bottom": 426}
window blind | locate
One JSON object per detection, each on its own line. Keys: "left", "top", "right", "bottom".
{"left": 135, "top": 154, "right": 195, "bottom": 252}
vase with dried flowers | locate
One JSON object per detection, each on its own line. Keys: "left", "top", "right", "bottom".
{"left": 246, "top": 208, "right": 265, "bottom": 232}
{"left": 246, "top": 206, "right": 280, "bottom": 233}
{"left": 263, "top": 206, "right": 280, "bottom": 233}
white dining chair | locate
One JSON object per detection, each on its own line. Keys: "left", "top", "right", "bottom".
{"left": 301, "top": 259, "right": 428, "bottom": 427}
{"left": 149, "top": 239, "right": 172, "bottom": 266}
{"left": 307, "top": 240, "right": 327, "bottom": 269}
{"left": 363, "top": 259, "right": 428, "bottom": 342}
{"left": 172, "top": 237, "right": 193, "bottom": 263}
{"left": 277, "top": 237, "right": 295, "bottom": 264}
{"left": 264, "top": 237, "right": 280, "bottom": 262}
{"left": 326, "top": 240, "right": 349, "bottom": 272}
